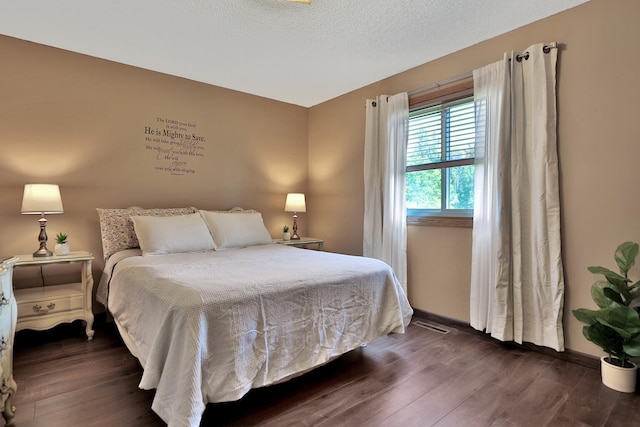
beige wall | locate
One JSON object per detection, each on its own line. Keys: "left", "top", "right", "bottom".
{"left": 0, "top": 36, "right": 308, "bottom": 292}
{"left": 308, "top": 0, "right": 640, "bottom": 357}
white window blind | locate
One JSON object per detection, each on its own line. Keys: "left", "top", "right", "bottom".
{"left": 405, "top": 94, "right": 475, "bottom": 219}
{"left": 407, "top": 96, "right": 475, "bottom": 172}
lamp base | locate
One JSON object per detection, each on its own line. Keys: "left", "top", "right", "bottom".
{"left": 33, "top": 216, "right": 53, "bottom": 257}
{"left": 291, "top": 213, "right": 301, "bottom": 240}
{"left": 33, "top": 248, "right": 53, "bottom": 257}
{"left": 33, "top": 244, "right": 53, "bottom": 257}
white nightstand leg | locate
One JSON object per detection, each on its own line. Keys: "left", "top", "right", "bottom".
{"left": 83, "top": 260, "right": 95, "bottom": 340}
{"left": 2, "top": 377, "right": 16, "bottom": 426}
{"left": 85, "top": 321, "right": 95, "bottom": 340}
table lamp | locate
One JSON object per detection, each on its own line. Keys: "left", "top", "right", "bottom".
{"left": 21, "top": 184, "right": 64, "bottom": 257}
{"left": 284, "top": 193, "right": 306, "bottom": 240}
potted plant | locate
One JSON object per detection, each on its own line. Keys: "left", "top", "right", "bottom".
{"left": 572, "top": 241, "right": 640, "bottom": 393}
{"left": 54, "top": 232, "right": 70, "bottom": 256}
{"left": 282, "top": 225, "right": 291, "bottom": 241}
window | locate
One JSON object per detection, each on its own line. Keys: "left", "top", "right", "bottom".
{"left": 406, "top": 82, "right": 475, "bottom": 226}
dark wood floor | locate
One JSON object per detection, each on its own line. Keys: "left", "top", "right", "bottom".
{"left": 10, "top": 315, "right": 640, "bottom": 427}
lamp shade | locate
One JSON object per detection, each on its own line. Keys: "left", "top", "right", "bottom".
{"left": 21, "top": 184, "right": 64, "bottom": 214}
{"left": 284, "top": 193, "right": 306, "bottom": 213}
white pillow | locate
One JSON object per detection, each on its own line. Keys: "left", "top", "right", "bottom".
{"left": 200, "top": 210, "right": 272, "bottom": 250}
{"left": 131, "top": 213, "right": 215, "bottom": 256}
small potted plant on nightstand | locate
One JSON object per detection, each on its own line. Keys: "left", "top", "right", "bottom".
{"left": 282, "top": 225, "right": 291, "bottom": 241}
{"left": 54, "top": 232, "right": 70, "bottom": 256}
{"left": 572, "top": 241, "right": 640, "bottom": 393}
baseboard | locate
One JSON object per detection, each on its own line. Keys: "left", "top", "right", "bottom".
{"left": 411, "top": 308, "right": 600, "bottom": 371}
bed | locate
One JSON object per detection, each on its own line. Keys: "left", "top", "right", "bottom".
{"left": 95, "top": 207, "right": 413, "bottom": 427}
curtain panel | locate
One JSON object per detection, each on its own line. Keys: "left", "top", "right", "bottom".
{"left": 470, "top": 43, "right": 565, "bottom": 351}
{"left": 363, "top": 93, "right": 409, "bottom": 293}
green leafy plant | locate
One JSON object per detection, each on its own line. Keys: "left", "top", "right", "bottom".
{"left": 283, "top": 225, "right": 289, "bottom": 233}
{"left": 55, "top": 232, "right": 68, "bottom": 244}
{"left": 572, "top": 241, "right": 640, "bottom": 367}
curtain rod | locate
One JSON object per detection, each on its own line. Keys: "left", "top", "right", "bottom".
{"left": 408, "top": 71, "right": 472, "bottom": 96}
{"left": 408, "top": 42, "right": 558, "bottom": 96}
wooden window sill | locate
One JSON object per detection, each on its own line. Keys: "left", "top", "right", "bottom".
{"left": 407, "top": 216, "right": 473, "bottom": 228}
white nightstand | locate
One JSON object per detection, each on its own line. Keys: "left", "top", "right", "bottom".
{"left": 13, "top": 251, "right": 95, "bottom": 340}
{"left": 274, "top": 237, "right": 324, "bottom": 251}
{"left": 0, "top": 257, "right": 18, "bottom": 426}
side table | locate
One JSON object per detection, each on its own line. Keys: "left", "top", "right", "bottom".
{"left": 274, "top": 237, "right": 324, "bottom": 251}
{"left": 13, "top": 251, "right": 95, "bottom": 340}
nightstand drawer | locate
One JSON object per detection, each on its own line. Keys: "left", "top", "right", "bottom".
{"left": 17, "top": 294, "right": 83, "bottom": 319}
{"left": 15, "top": 283, "right": 84, "bottom": 320}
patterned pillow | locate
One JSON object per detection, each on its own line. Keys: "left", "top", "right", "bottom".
{"left": 96, "top": 207, "right": 197, "bottom": 260}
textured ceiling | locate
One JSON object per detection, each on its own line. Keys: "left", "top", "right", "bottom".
{"left": 0, "top": 0, "right": 589, "bottom": 107}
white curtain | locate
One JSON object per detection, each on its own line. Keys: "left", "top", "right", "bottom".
{"left": 363, "top": 92, "right": 409, "bottom": 293}
{"left": 470, "top": 43, "right": 565, "bottom": 351}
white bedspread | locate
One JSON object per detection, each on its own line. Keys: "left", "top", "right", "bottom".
{"left": 106, "top": 244, "right": 413, "bottom": 427}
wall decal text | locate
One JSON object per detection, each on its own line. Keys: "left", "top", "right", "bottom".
{"left": 144, "top": 117, "right": 206, "bottom": 176}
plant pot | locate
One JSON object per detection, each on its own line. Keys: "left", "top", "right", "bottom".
{"left": 54, "top": 243, "right": 70, "bottom": 256}
{"left": 601, "top": 356, "right": 638, "bottom": 393}
{"left": 282, "top": 232, "right": 291, "bottom": 241}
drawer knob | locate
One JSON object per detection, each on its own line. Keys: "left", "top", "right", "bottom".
{"left": 0, "top": 294, "right": 8, "bottom": 306}
{"left": 33, "top": 303, "right": 56, "bottom": 313}
{"left": 0, "top": 338, "right": 7, "bottom": 351}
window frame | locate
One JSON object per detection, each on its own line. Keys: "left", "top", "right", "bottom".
{"left": 406, "top": 79, "right": 474, "bottom": 228}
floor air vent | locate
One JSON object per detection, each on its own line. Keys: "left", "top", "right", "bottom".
{"left": 412, "top": 320, "right": 450, "bottom": 334}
